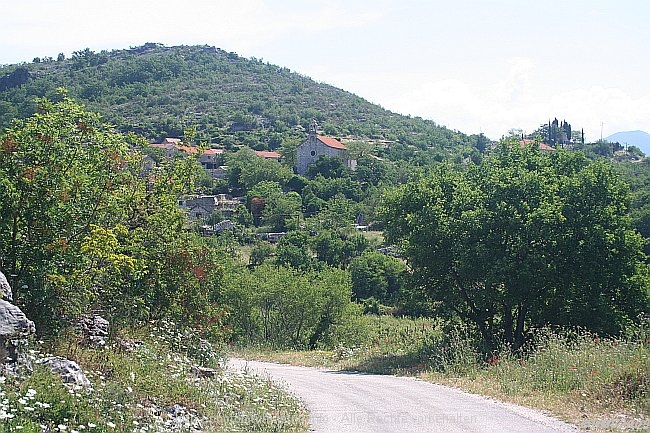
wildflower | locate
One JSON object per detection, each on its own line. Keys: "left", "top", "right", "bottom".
{"left": 87, "top": 423, "right": 96, "bottom": 428}
{"left": 106, "top": 421, "right": 116, "bottom": 428}
{"left": 58, "top": 424, "right": 68, "bottom": 431}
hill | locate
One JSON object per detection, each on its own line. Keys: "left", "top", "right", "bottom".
{"left": 605, "top": 130, "right": 650, "bottom": 155}
{"left": 0, "top": 43, "right": 479, "bottom": 160}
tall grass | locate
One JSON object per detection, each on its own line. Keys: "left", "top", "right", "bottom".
{"left": 238, "top": 314, "right": 649, "bottom": 427}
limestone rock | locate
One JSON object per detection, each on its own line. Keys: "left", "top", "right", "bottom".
{"left": 78, "top": 314, "right": 109, "bottom": 346}
{"left": 191, "top": 365, "right": 219, "bottom": 378}
{"left": 37, "top": 356, "right": 92, "bottom": 388}
{"left": 0, "top": 300, "right": 35, "bottom": 339}
{"left": 0, "top": 286, "right": 35, "bottom": 367}
{"left": 0, "top": 271, "right": 12, "bottom": 302}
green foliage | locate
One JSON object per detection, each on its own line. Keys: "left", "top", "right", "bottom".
{"left": 349, "top": 250, "right": 406, "bottom": 304}
{"left": 0, "top": 93, "right": 138, "bottom": 325}
{"left": 220, "top": 264, "right": 355, "bottom": 349}
{"left": 381, "top": 141, "right": 650, "bottom": 349}
{"left": 228, "top": 148, "right": 292, "bottom": 192}
{"left": 0, "top": 44, "right": 474, "bottom": 162}
{"left": 249, "top": 241, "right": 274, "bottom": 267}
{"left": 311, "top": 229, "right": 371, "bottom": 267}
{"left": 0, "top": 95, "right": 230, "bottom": 335}
{"left": 274, "top": 231, "right": 315, "bottom": 271}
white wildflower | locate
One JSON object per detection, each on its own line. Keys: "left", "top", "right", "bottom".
{"left": 106, "top": 421, "right": 116, "bottom": 428}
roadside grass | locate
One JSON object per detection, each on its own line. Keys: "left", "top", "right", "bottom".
{"left": 0, "top": 321, "right": 307, "bottom": 433}
{"left": 234, "top": 315, "right": 650, "bottom": 432}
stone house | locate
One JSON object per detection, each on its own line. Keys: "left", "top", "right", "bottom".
{"left": 179, "top": 194, "right": 240, "bottom": 219}
{"left": 296, "top": 122, "right": 356, "bottom": 175}
{"left": 199, "top": 148, "right": 228, "bottom": 179}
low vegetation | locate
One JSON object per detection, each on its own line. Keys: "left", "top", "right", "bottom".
{"left": 236, "top": 315, "right": 650, "bottom": 431}
{"left": 1, "top": 321, "right": 307, "bottom": 433}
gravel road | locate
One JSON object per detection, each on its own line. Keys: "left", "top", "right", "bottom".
{"left": 228, "top": 358, "right": 580, "bottom": 433}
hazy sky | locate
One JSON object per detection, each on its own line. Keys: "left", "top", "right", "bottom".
{"left": 2, "top": 0, "right": 649, "bottom": 141}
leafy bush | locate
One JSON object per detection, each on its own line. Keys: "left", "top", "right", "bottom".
{"left": 221, "top": 264, "right": 355, "bottom": 349}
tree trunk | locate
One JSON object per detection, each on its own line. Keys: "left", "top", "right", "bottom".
{"left": 513, "top": 303, "right": 527, "bottom": 351}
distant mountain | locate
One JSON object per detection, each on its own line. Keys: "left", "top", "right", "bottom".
{"left": 605, "top": 130, "right": 650, "bottom": 155}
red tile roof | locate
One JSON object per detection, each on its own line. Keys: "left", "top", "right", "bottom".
{"left": 317, "top": 136, "right": 347, "bottom": 150}
{"left": 177, "top": 145, "right": 198, "bottom": 154}
{"left": 520, "top": 139, "right": 556, "bottom": 151}
{"left": 538, "top": 143, "right": 556, "bottom": 151}
{"left": 255, "top": 150, "right": 282, "bottom": 159}
{"left": 203, "top": 148, "right": 225, "bottom": 155}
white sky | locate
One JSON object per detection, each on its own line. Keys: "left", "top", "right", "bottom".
{"left": 2, "top": 0, "right": 649, "bottom": 141}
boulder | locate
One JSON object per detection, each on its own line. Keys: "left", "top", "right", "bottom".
{"left": 0, "top": 299, "right": 36, "bottom": 363}
{"left": 191, "top": 365, "right": 219, "bottom": 378}
{"left": 0, "top": 300, "right": 35, "bottom": 337}
{"left": 78, "top": 314, "right": 109, "bottom": 346}
{"left": 37, "top": 356, "right": 92, "bottom": 388}
{"left": 0, "top": 271, "right": 12, "bottom": 301}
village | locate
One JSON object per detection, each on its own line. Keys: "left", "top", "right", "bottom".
{"left": 148, "top": 121, "right": 359, "bottom": 240}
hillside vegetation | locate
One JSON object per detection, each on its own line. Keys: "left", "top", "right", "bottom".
{"left": 0, "top": 44, "right": 648, "bottom": 432}
{"left": 0, "top": 43, "right": 479, "bottom": 161}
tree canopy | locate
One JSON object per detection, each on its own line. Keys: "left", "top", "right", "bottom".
{"left": 0, "top": 94, "right": 228, "bottom": 335}
{"left": 381, "top": 141, "right": 650, "bottom": 349}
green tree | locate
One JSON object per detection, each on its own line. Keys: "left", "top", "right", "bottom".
{"left": 0, "top": 94, "right": 228, "bottom": 336}
{"left": 275, "top": 230, "right": 314, "bottom": 270}
{"left": 381, "top": 141, "right": 649, "bottom": 350}
{"left": 348, "top": 250, "right": 406, "bottom": 304}
{"left": 227, "top": 148, "right": 292, "bottom": 192}
{"left": 0, "top": 94, "right": 135, "bottom": 310}
{"left": 221, "top": 264, "right": 353, "bottom": 349}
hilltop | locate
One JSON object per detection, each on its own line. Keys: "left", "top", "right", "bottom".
{"left": 0, "top": 43, "right": 479, "bottom": 159}
{"left": 605, "top": 130, "right": 650, "bottom": 155}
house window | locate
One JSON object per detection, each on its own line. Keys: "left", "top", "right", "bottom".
{"left": 310, "top": 150, "right": 316, "bottom": 156}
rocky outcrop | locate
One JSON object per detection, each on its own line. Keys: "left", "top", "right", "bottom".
{"left": 37, "top": 356, "right": 92, "bottom": 388}
{"left": 0, "top": 67, "right": 31, "bottom": 92}
{"left": 0, "top": 300, "right": 36, "bottom": 365}
{"left": 0, "top": 270, "right": 35, "bottom": 370}
{"left": 78, "top": 314, "right": 109, "bottom": 346}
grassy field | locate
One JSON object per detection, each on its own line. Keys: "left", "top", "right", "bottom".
{"left": 234, "top": 315, "right": 650, "bottom": 432}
